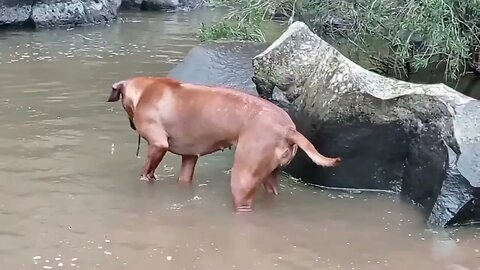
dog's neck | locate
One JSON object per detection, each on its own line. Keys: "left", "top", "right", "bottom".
{"left": 124, "top": 85, "right": 143, "bottom": 111}
{"left": 123, "top": 85, "right": 144, "bottom": 115}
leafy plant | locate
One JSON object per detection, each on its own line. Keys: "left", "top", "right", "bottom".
{"left": 198, "top": 0, "right": 296, "bottom": 42}
{"left": 198, "top": 22, "right": 265, "bottom": 42}
{"left": 199, "top": 0, "right": 480, "bottom": 82}
{"left": 299, "top": 0, "right": 480, "bottom": 81}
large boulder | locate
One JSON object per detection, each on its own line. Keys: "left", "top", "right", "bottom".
{"left": 252, "top": 21, "right": 480, "bottom": 227}
{"left": 169, "top": 41, "right": 269, "bottom": 95}
{"left": 0, "top": 0, "right": 121, "bottom": 28}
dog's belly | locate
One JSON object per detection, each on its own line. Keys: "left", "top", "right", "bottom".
{"left": 161, "top": 105, "right": 241, "bottom": 156}
{"left": 167, "top": 135, "right": 234, "bottom": 156}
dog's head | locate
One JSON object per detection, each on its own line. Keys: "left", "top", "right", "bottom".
{"left": 107, "top": 80, "right": 126, "bottom": 102}
{"left": 107, "top": 80, "right": 137, "bottom": 131}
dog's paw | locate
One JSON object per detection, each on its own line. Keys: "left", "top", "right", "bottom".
{"left": 140, "top": 174, "right": 158, "bottom": 181}
{"left": 263, "top": 183, "right": 279, "bottom": 195}
{"left": 234, "top": 206, "right": 253, "bottom": 213}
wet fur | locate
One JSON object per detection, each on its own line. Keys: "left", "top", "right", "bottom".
{"left": 107, "top": 76, "right": 341, "bottom": 212}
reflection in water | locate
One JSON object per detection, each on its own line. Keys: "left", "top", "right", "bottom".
{"left": 0, "top": 8, "right": 479, "bottom": 270}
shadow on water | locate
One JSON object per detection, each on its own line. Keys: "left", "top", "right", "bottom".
{"left": 0, "top": 8, "right": 479, "bottom": 270}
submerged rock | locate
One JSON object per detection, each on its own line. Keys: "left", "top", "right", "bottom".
{"left": 169, "top": 41, "right": 269, "bottom": 95}
{"left": 141, "top": 0, "right": 179, "bottom": 10}
{"left": 0, "top": 0, "right": 121, "bottom": 28}
{"left": 121, "top": 0, "right": 203, "bottom": 10}
{"left": 252, "top": 21, "right": 480, "bottom": 227}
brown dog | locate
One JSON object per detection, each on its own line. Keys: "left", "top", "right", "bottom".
{"left": 107, "top": 76, "right": 341, "bottom": 211}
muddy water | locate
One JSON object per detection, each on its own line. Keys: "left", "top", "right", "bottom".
{"left": 0, "top": 8, "right": 479, "bottom": 270}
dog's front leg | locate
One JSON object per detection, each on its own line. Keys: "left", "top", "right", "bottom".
{"left": 140, "top": 142, "right": 167, "bottom": 181}
{"left": 137, "top": 122, "right": 169, "bottom": 181}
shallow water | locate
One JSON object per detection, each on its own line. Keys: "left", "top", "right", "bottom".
{"left": 0, "top": 8, "right": 479, "bottom": 270}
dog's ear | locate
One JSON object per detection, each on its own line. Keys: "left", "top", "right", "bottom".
{"left": 107, "top": 80, "right": 125, "bottom": 102}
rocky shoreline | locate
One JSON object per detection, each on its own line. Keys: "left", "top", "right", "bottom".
{"left": 0, "top": 0, "right": 204, "bottom": 28}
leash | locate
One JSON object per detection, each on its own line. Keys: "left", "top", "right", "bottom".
{"left": 136, "top": 134, "right": 141, "bottom": 157}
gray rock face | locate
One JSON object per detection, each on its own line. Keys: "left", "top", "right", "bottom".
{"left": 169, "top": 41, "right": 269, "bottom": 96}
{"left": 0, "top": 0, "right": 203, "bottom": 28}
{"left": 0, "top": 0, "right": 121, "bottom": 27}
{"left": 0, "top": 0, "right": 33, "bottom": 25}
{"left": 121, "top": 0, "right": 203, "bottom": 10}
{"left": 252, "top": 21, "right": 480, "bottom": 227}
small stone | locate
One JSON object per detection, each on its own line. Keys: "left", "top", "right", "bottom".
{"left": 33, "top": 256, "right": 42, "bottom": 260}
{"left": 166, "top": 256, "right": 173, "bottom": 261}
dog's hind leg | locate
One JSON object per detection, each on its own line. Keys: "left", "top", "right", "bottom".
{"left": 230, "top": 167, "right": 259, "bottom": 212}
{"left": 263, "top": 168, "right": 280, "bottom": 195}
{"left": 230, "top": 137, "right": 280, "bottom": 212}
{"left": 178, "top": 155, "right": 199, "bottom": 184}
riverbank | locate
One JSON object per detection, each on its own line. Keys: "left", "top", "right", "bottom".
{"left": 0, "top": 0, "right": 205, "bottom": 29}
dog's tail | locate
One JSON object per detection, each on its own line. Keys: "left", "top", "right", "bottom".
{"left": 107, "top": 80, "right": 127, "bottom": 102}
{"left": 287, "top": 129, "right": 341, "bottom": 167}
